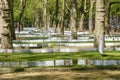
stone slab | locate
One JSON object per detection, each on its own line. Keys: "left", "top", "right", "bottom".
{"left": 59, "top": 48, "right": 79, "bottom": 52}
{"left": 55, "top": 60, "right": 64, "bottom": 66}
{"left": 94, "top": 60, "right": 103, "bottom": 65}
{"left": 115, "top": 47, "right": 120, "bottom": 51}
{"left": 64, "top": 60, "right": 73, "bottom": 66}
{"left": 21, "top": 62, "right": 28, "bottom": 67}
{"left": 29, "top": 61, "right": 46, "bottom": 67}
{"left": 0, "top": 62, "right": 3, "bottom": 67}
{"left": 117, "top": 60, "right": 120, "bottom": 65}
{"left": 103, "top": 60, "right": 117, "bottom": 66}
{"left": 86, "top": 60, "right": 94, "bottom": 65}
{"left": 3, "top": 62, "right": 10, "bottom": 67}
{"left": 45, "top": 61, "right": 54, "bottom": 66}
{"left": 10, "top": 62, "right": 20, "bottom": 67}
{"left": 80, "top": 48, "right": 97, "bottom": 51}
{"left": 41, "top": 49, "right": 53, "bottom": 53}
{"left": 78, "top": 60, "right": 86, "bottom": 65}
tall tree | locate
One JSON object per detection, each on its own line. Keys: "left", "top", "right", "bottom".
{"left": 0, "top": 0, "right": 13, "bottom": 49}
{"left": 18, "top": 0, "right": 27, "bottom": 31}
{"left": 89, "top": 0, "right": 94, "bottom": 33}
{"left": 43, "top": 0, "right": 47, "bottom": 30}
{"left": 54, "top": 0, "right": 59, "bottom": 32}
{"left": 94, "top": 0, "right": 105, "bottom": 53}
{"left": 9, "top": 0, "right": 16, "bottom": 40}
{"left": 79, "top": 0, "right": 87, "bottom": 31}
{"left": 105, "top": 0, "right": 110, "bottom": 34}
{"left": 70, "top": 0, "right": 77, "bottom": 39}
{"left": 60, "top": 0, "right": 66, "bottom": 35}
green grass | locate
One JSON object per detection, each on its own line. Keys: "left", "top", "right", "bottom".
{"left": 0, "top": 51, "right": 120, "bottom": 62}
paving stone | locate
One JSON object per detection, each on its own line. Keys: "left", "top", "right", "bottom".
{"left": 55, "top": 60, "right": 64, "bottom": 66}
{"left": 21, "top": 62, "right": 28, "bottom": 67}
{"left": 86, "top": 60, "right": 94, "bottom": 65}
{"left": 3, "top": 62, "right": 10, "bottom": 67}
{"left": 10, "top": 62, "right": 20, "bottom": 67}
{"left": 103, "top": 60, "right": 117, "bottom": 66}
{"left": 78, "top": 60, "right": 86, "bottom": 65}
{"left": 94, "top": 60, "right": 103, "bottom": 65}
{"left": 45, "top": 61, "right": 54, "bottom": 66}
{"left": 64, "top": 60, "right": 73, "bottom": 66}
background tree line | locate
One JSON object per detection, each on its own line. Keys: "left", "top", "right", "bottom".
{"left": 0, "top": 0, "right": 120, "bottom": 50}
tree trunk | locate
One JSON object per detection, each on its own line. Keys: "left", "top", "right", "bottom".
{"left": 94, "top": 0, "right": 105, "bottom": 49}
{"left": 70, "top": 0, "right": 77, "bottom": 39}
{"left": 89, "top": 0, "right": 94, "bottom": 33}
{"left": 60, "top": 0, "right": 66, "bottom": 36}
{"left": 9, "top": 0, "right": 16, "bottom": 40}
{"left": 105, "top": 0, "right": 110, "bottom": 34}
{"left": 54, "top": 0, "right": 59, "bottom": 32}
{"left": 18, "top": 0, "right": 27, "bottom": 32}
{"left": 79, "top": 0, "right": 87, "bottom": 32}
{"left": 0, "top": 0, "right": 13, "bottom": 49}
{"left": 43, "top": 0, "right": 47, "bottom": 30}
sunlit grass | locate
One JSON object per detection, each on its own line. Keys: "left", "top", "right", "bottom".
{"left": 0, "top": 51, "right": 120, "bottom": 62}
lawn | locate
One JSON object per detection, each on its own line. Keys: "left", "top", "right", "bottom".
{"left": 0, "top": 51, "right": 120, "bottom": 62}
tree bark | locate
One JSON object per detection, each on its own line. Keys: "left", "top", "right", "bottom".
{"left": 18, "top": 0, "right": 27, "bottom": 32}
{"left": 9, "top": 0, "right": 16, "bottom": 40}
{"left": 54, "top": 0, "right": 59, "bottom": 32}
{"left": 0, "top": 0, "right": 13, "bottom": 49}
{"left": 94, "top": 0, "right": 105, "bottom": 49}
{"left": 105, "top": 0, "right": 110, "bottom": 34}
{"left": 79, "top": 0, "right": 87, "bottom": 32}
{"left": 89, "top": 0, "right": 94, "bottom": 33}
{"left": 43, "top": 0, "right": 47, "bottom": 30}
{"left": 60, "top": 0, "right": 66, "bottom": 36}
{"left": 70, "top": 0, "right": 77, "bottom": 39}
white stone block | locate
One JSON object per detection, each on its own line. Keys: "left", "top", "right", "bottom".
{"left": 3, "top": 62, "right": 10, "bottom": 67}
{"left": 80, "top": 48, "right": 97, "bottom": 51}
{"left": 78, "top": 60, "right": 86, "bottom": 65}
{"left": 115, "top": 47, "right": 120, "bottom": 51}
{"left": 10, "top": 62, "right": 20, "bottom": 67}
{"left": 59, "top": 48, "right": 78, "bottom": 52}
{"left": 94, "top": 60, "right": 103, "bottom": 65}
{"left": 55, "top": 60, "right": 64, "bottom": 66}
{"left": 103, "top": 60, "right": 117, "bottom": 66}
{"left": 41, "top": 49, "right": 53, "bottom": 53}
{"left": 0, "top": 62, "right": 3, "bottom": 67}
{"left": 64, "top": 60, "right": 73, "bottom": 66}
{"left": 21, "top": 62, "right": 28, "bottom": 67}
{"left": 45, "top": 61, "right": 54, "bottom": 66}
{"left": 29, "top": 61, "right": 46, "bottom": 67}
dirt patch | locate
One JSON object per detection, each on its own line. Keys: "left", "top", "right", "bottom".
{"left": 0, "top": 70, "right": 120, "bottom": 80}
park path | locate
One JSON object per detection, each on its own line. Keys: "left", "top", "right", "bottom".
{"left": 0, "top": 70, "right": 120, "bottom": 80}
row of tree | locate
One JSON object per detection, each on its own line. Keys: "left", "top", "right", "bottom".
{"left": 0, "top": 0, "right": 120, "bottom": 51}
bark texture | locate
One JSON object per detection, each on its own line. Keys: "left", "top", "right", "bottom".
{"left": 94, "top": 0, "right": 105, "bottom": 48}
{"left": 70, "top": 0, "right": 77, "bottom": 39}
{"left": 0, "top": 0, "right": 13, "bottom": 49}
